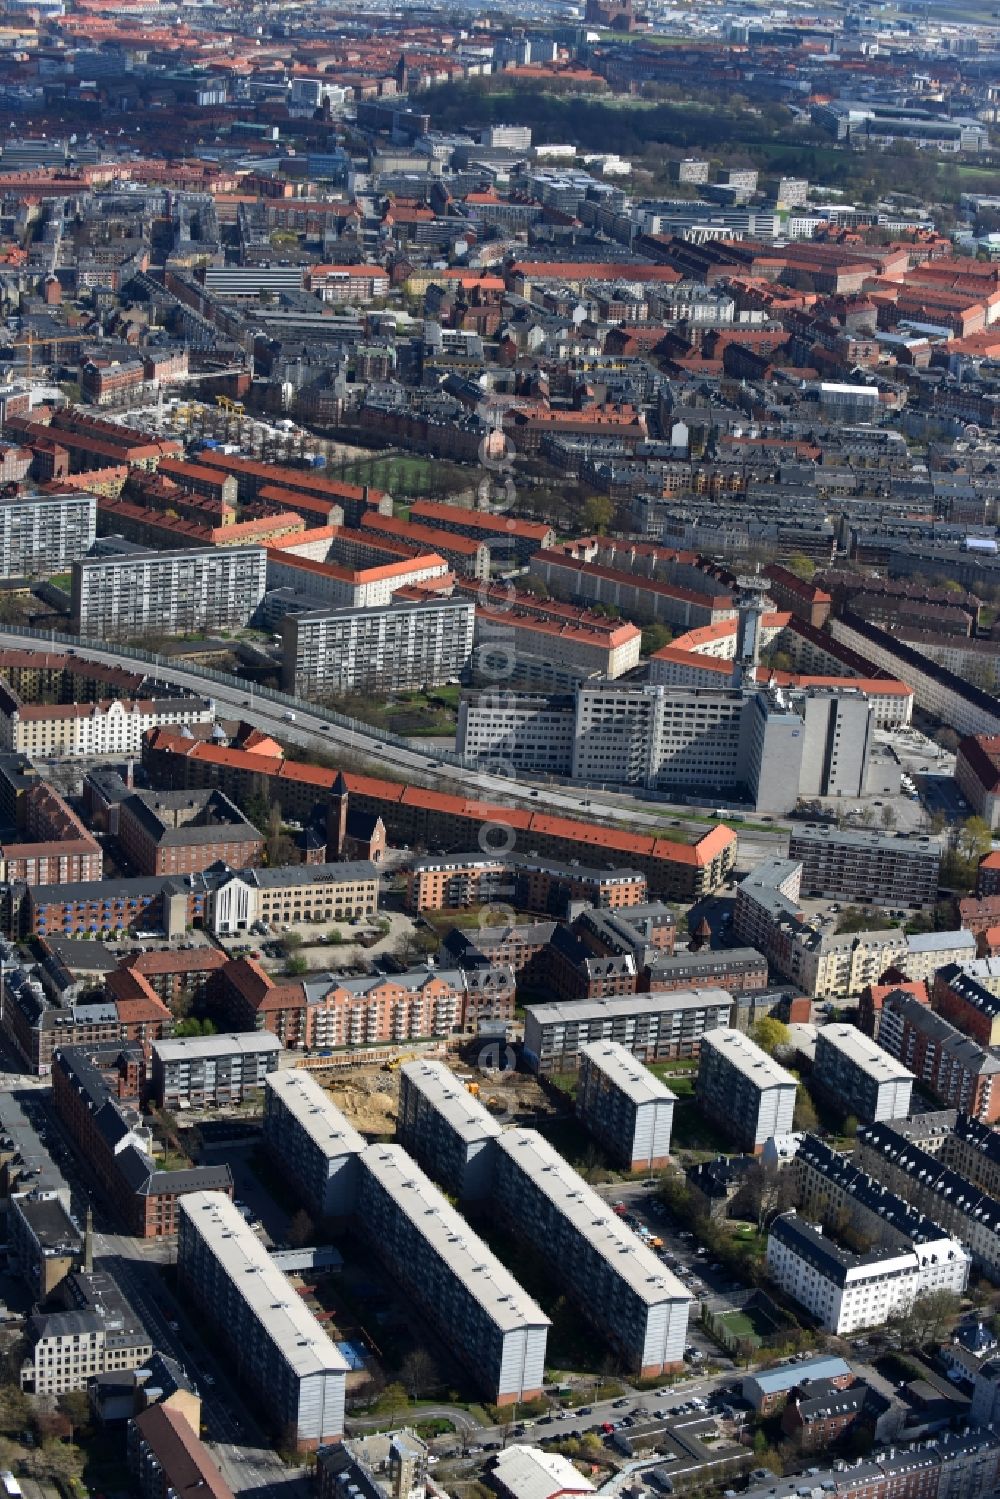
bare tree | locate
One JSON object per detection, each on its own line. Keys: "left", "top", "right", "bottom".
{"left": 399, "top": 1348, "right": 440, "bottom": 1400}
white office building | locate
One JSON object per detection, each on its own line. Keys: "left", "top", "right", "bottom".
{"left": 812, "top": 1026, "right": 914, "bottom": 1123}
{"left": 576, "top": 1041, "right": 675, "bottom": 1172}
{"left": 71, "top": 545, "right": 267, "bottom": 639}
{"left": 696, "top": 1028, "right": 797, "bottom": 1152}
{"left": 492, "top": 1129, "right": 692, "bottom": 1377}
{"left": 262, "top": 1070, "right": 365, "bottom": 1221}
{"left": 177, "top": 1191, "right": 349, "bottom": 1449}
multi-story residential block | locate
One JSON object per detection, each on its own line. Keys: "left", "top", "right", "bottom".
{"left": 21, "top": 1269, "right": 153, "bottom": 1395}
{"left": 812, "top": 1025, "right": 914, "bottom": 1123}
{"left": 878, "top": 991, "right": 1000, "bottom": 1123}
{"left": 900, "top": 930, "right": 978, "bottom": 985}
{"left": 932, "top": 964, "right": 1000, "bottom": 1047}
{"left": 0, "top": 651, "right": 213, "bottom": 759}
{"left": 23, "top": 861, "right": 379, "bottom": 944}
{"left": 129, "top": 1403, "right": 234, "bottom": 1499}
{"left": 766, "top": 1210, "right": 968, "bottom": 1335}
{"left": 396, "top": 1059, "right": 501, "bottom": 1201}
{"left": 357, "top": 1143, "right": 549, "bottom": 1405}
{"left": 150, "top": 1033, "right": 282, "bottom": 1109}
{"left": 409, "top": 501, "right": 554, "bottom": 564}
{"left": 696, "top": 1028, "right": 797, "bottom": 1152}
{"left": 0, "top": 491, "right": 95, "bottom": 578}
{"left": 458, "top": 581, "right": 642, "bottom": 685}
{"left": 262, "top": 1071, "right": 364, "bottom": 1222}
{"left": 492, "top": 1129, "right": 691, "bottom": 1377}
{"left": 9, "top": 1193, "right": 82, "bottom": 1299}
{"left": 647, "top": 947, "right": 768, "bottom": 995}
{"left": 954, "top": 739, "right": 1000, "bottom": 831}
{"left": 403, "top": 854, "right": 648, "bottom": 916}
{"left": 736, "top": 1432, "right": 1000, "bottom": 1499}
{"left": 52, "top": 1044, "right": 233, "bottom": 1238}
{"left": 855, "top": 1122, "right": 1000, "bottom": 1283}
{"left": 142, "top": 731, "right": 738, "bottom": 902}
{"left": 522, "top": 990, "right": 733, "bottom": 1074}
{"left": 788, "top": 825, "right": 942, "bottom": 909}
{"left": 576, "top": 1041, "right": 675, "bottom": 1172}
{"left": 265, "top": 538, "right": 449, "bottom": 610}
{"left": 222, "top": 961, "right": 514, "bottom": 1051}
{"left": 734, "top": 858, "right": 960, "bottom": 998}
{"left": 70, "top": 546, "right": 267, "bottom": 639}
{"left": 282, "top": 597, "right": 475, "bottom": 696}
{"left": 177, "top": 1191, "right": 349, "bottom": 1450}
{"left": 118, "top": 789, "right": 264, "bottom": 879}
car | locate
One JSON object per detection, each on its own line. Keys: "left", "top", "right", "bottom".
{"left": 612, "top": 1398, "right": 629, "bottom": 1408}
{"left": 577, "top": 1407, "right": 592, "bottom": 1416}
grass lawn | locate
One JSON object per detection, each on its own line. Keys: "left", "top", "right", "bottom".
{"left": 335, "top": 454, "right": 472, "bottom": 497}
{"left": 716, "top": 1309, "right": 757, "bottom": 1342}
{"left": 648, "top": 1069, "right": 695, "bottom": 1099}
{"left": 670, "top": 1096, "right": 731, "bottom": 1152}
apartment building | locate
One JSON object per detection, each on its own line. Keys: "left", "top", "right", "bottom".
{"left": 9, "top": 1193, "right": 82, "bottom": 1299}
{"left": 956, "top": 734, "right": 1000, "bottom": 830}
{"left": 52, "top": 1045, "right": 233, "bottom": 1237}
{"left": 178, "top": 1192, "right": 348, "bottom": 1450}
{"left": 119, "top": 789, "right": 263, "bottom": 879}
{"left": 141, "top": 731, "right": 738, "bottom": 902}
{"left": 932, "top": 964, "right": 1000, "bottom": 1047}
{"left": 812, "top": 1026, "right": 914, "bottom": 1123}
{"left": 404, "top": 854, "right": 647, "bottom": 916}
{"left": 396, "top": 1059, "right": 501, "bottom": 1201}
{"left": 576, "top": 1041, "right": 676, "bottom": 1172}
{"left": 357, "top": 1143, "right": 549, "bottom": 1405}
{"left": 461, "top": 583, "right": 642, "bottom": 683}
{"left": 492, "top": 1129, "right": 691, "bottom": 1377}
{"left": 788, "top": 825, "right": 942, "bottom": 909}
{"left": 697, "top": 1029, "right": 797, "bottom": 1152}
{"left": 265, "top": 545, "right": 449, "bottom": 610}
{"left": 409, "top": 501, "right": 555, "bottom": 564}
{"left": 129, "top": 1404, "right": 234, "bottom": 1499}
{"left": 150, "top": 1033, "right": 282, "bottom": 1109}
{"left": 282, "top": 597, "right": 475, "bottom": 696}
{"left": 522, "top": 990, "right": 734, "bottom": 1074}
{"left": 878, "top": 992, "right": 1000, "bottom": 1123}
{"left": 766, "top": 1211, "right": 968, "bottom": 1335}
{"left": 855, "top": 1122, "right": 1000, "bottom": 1283}
{"left": 221, "top": 961, "right": 514, "bottom": 1050}
{"left": 262, "top": 1071, "right": 364, "bottom": 1222}
{"left": 0, "top": 491, "right": 95, "bottom": 578}
{"left": 21, "top": 1269, "right": 153, "bottom": 1395}
{"left": 361, "top": 513, "right": 491, "bottom": 580}
{"left": 647, "top": 947, "right": 768, "bottom": 995}
{"left": 733, "top": 859, "right": 954, "bottom": 999}
{"left": 0, "top": 688, "right": 214, "bottom": 761}
{"left": 735, "top": 1432, "right": 1000, "bottom": 1499}
{"left": 71, "top": 546, "right": 267, "bottom": 639}
{"left": 528, "top": 549, "right": 733, "bottom": 631}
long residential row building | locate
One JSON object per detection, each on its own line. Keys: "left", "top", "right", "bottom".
{"left": 141, "top": 732, "right": 738, "bottom": 901}
{"left": 269, "top": 1065, "right": 691, "bottom": 1384}
{"left": 261, "top": 1070, "right": 549, "bottom": 1408}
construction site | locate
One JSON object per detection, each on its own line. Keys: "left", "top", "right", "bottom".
{"left": 313, "top": 1056, "right": 567, "bottom": 1138}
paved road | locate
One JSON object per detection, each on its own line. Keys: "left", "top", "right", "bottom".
{"left": 0, "top": 627, "right": 791, "bottom": 849}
